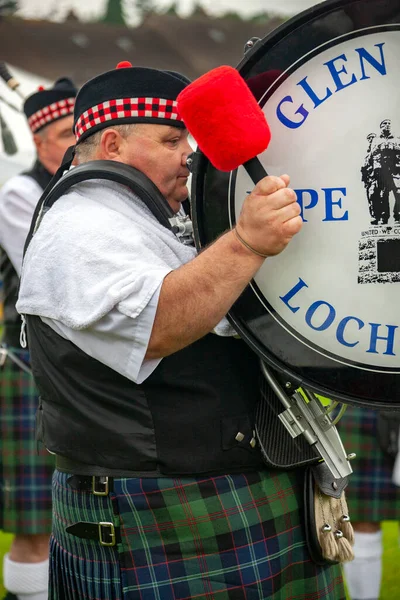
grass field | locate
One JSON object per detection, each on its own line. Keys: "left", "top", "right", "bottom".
{"left": 0, "top": 532, "right": 13, "bottom": 595}
{"left": 0, "top": 524, "right": 399, "bottom": 598}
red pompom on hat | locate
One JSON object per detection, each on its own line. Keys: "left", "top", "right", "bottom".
{"left": 177, "top": 65, "right": 271, "bottom": 172}
{"left": 116, "top": 61, "right": 133, "bottom": 69}
{"left": 37, "top": 85, "right": 45, "bottom": 91}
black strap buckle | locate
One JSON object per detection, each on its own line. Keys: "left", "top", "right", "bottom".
{"left": 66, "top": 520, "right": 120, "bottom": 547}
{"left": 92, "top": 476, "right": 109, "bottom": 496}
{"left": 66, "top": 473, "right": 113, "bottom": 494}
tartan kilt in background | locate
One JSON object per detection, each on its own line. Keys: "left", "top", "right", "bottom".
{"left": 0, "top": 348, "right": 54, "bottom": 534}
{"left": 337, "top": 405, "right": 400, "bottom": 521}
{"left": 50, "top": 468, "right": 345, "bottom": 600}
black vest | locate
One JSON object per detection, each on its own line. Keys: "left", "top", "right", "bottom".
{"left": 28, "top": 314, "right": 265, "bottom": 477}
{"left": 1, "top": 161, "right": 53, "bottom": 347}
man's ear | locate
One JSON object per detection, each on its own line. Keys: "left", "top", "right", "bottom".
{"left": 100, "top": 128, "right": 123, "bottom": 159}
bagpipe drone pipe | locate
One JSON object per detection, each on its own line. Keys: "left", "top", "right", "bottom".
{"left": 0, "top": 62, "right": 24, "bottom": 156}
{"left": 177, "top": 0, "right": 400, "bottom": 485}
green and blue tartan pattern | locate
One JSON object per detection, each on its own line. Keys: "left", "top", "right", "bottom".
{"left": 50, "top": 468, "right": 345, "bottom": 599}
{"left": 0, "top": 349, "right": 54, "bottom": 534}
{"left": 337, "top": 405, "right": 400, "bottom": 522}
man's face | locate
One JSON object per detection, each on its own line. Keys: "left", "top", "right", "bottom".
{"left": 118, "top": 124, "right": 192, "bottom": 213}
{"left": 34, "top": 115, "right": 75, "bottom": 174}
{"left": 380, "top": 120, "right": 392, "bottom": 136}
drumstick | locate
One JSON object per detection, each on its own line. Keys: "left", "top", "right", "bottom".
{"left": 177, "top": 65, "right": 271, "bottom": 184}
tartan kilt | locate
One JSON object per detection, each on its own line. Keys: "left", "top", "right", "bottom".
{"left": 50, "top": 468, "right": 345, "bottom": 600}
{"left": 337, "top": 405, "right": 400, "bottom": 522}
{"left": 0, "top": 348, "right": 54, "bottom": 534}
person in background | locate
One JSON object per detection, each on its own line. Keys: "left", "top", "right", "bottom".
{"left": 337, "top": 401, "right": 400, "bottom": 600}
{"left": 0, "top": 77, "right": 76, "bottom": 600}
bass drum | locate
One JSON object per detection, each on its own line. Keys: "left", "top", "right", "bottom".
{"left": 191, "top": 0, "right": 400, "bottom": 409}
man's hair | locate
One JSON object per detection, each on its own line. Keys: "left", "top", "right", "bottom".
{"left": 74, "top": 123, "right": 137, "bottom": 163}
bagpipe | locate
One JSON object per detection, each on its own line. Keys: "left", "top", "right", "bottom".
{"left": 0, "top": 62, "right": 24, "bottom": 156}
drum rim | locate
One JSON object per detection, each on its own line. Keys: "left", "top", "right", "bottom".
{"left": 236, "top": 0, "right": 361, "bottom": 78}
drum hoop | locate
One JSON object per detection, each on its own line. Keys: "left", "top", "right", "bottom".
{"left": 236, "top": 0, "right": 363, "bottom": 78}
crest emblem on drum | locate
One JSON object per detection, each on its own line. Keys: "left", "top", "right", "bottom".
{"left": 358, "top": 118, "right": 400, "bottom": 284}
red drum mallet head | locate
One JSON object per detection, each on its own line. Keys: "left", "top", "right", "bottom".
{"left": 177, "top": 65, "right": 271, "bottom": 174}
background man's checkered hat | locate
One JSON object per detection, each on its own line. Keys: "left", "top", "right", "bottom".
{"left": 23, "top": 77, "right": 77, "bottom": 134}
{"left": 74, "top": 61, "right": 190, "bottom": 144}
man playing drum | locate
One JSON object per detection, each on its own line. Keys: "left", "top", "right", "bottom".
{"left": 17, "top": 62, "right": 346, "bottom": 599}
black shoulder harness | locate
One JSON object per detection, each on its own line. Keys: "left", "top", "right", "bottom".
{"left": 24, "top": 155, "right": 193, "bottom": 257}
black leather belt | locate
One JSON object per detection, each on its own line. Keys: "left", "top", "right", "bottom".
{"left": 67, "top": 474, "right": 113, "bottom": 495}
{"left": 55, "top": 454, "right": 160, "bottom": 478}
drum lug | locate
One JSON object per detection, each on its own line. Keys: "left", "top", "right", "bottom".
{"left": 186, "top": 150, "right": 203, "bottom": 174}
{"left": 243, "top": 37, "right": 261, "bottom": 54}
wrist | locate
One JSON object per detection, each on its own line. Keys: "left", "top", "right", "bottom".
{"left": 227, "top": 228, "right": 266, "bottom": 263}
{"left": 232, "top": 226, "right": 269, "bottom": 259}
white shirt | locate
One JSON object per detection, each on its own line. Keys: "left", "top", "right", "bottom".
{"left": 0, "top": 174, "right": 43, "bottom": 275}
{"left": 17, "top": 178, "right": 234, "bottom": 384}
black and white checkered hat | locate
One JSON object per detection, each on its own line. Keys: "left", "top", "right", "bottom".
{"left": 24, "top": 77, "right": 77, "bottom": 133}
{"left": 74, "top": 61, "right": 190, "bottom": 143}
